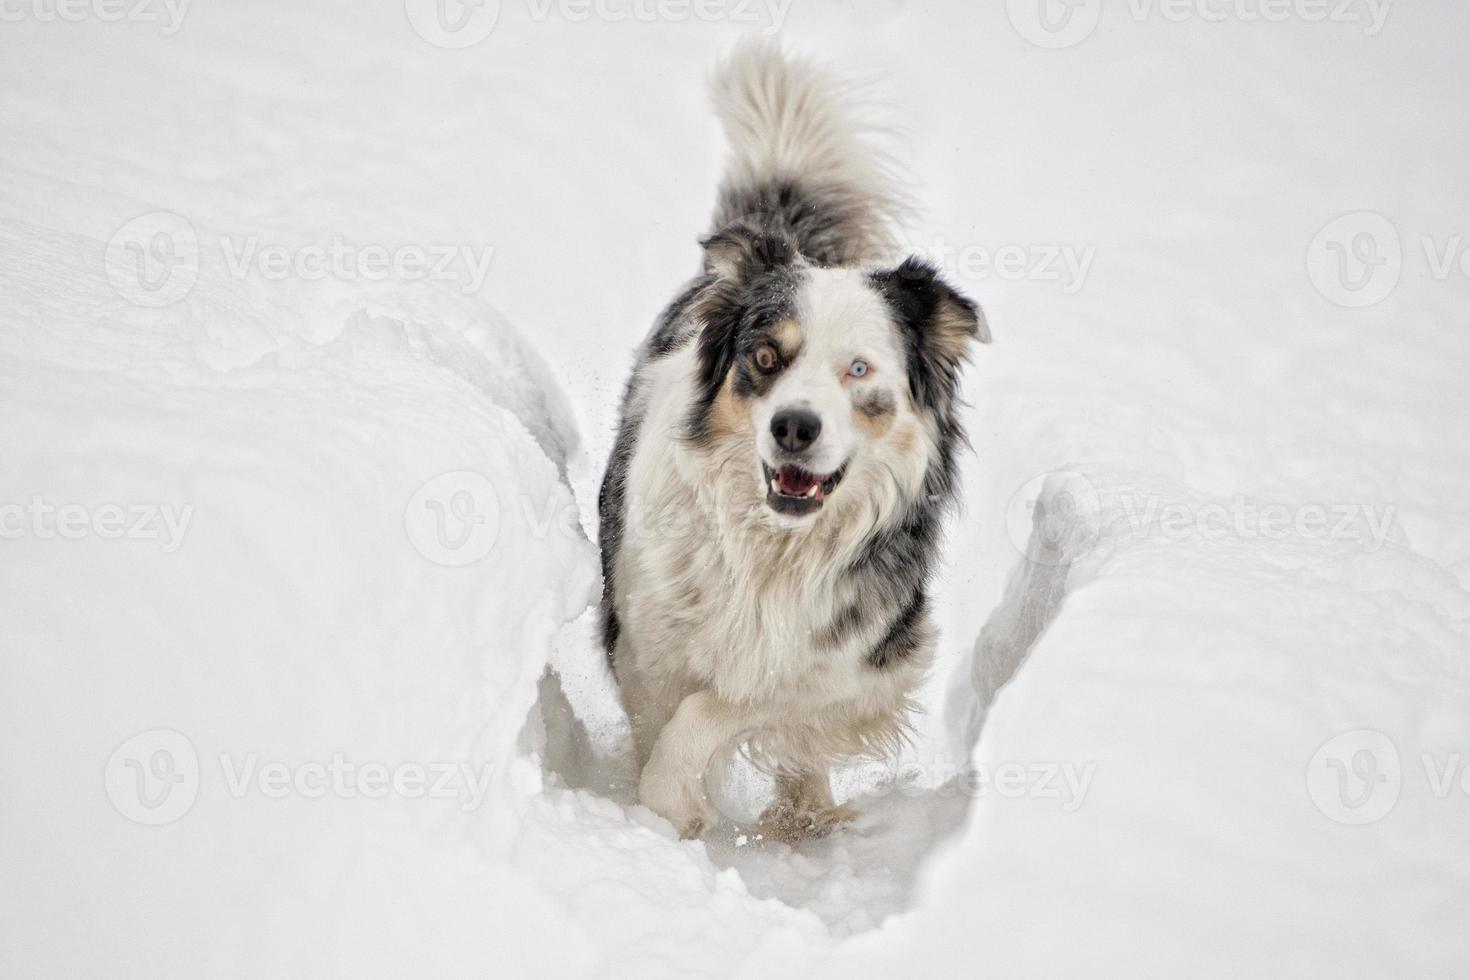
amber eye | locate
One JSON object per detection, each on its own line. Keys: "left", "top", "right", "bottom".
{"left": 754, "top": 344, "right": 779, "bottom": 372}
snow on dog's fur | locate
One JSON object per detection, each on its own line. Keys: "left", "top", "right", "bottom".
{"left": 598, "top": 40, "right": 989, "bottom": 839}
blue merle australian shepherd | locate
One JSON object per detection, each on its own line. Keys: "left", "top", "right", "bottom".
{"left": 598, "top": 41, "right": 989, "bottom": 839}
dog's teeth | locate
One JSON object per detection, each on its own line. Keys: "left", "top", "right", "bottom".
{"left": 805, "top": 485, "right": 818, "bottom": 498}
{"left": 771, "top": 478, "right": 780, "bottom": 493}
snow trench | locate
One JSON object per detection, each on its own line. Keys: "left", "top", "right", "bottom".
{"left": 522, "top": 398, "right": 1097, "bottom": 937}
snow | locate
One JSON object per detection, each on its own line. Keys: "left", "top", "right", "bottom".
{"left": 3, "top": 1, "right": 1470, "bottom": 977}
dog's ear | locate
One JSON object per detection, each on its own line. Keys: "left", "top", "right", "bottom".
{"left": 700, "top": 227, "right": 796, "bottom": 282}
{"left": 870, "top": 257, "right": 988, "bottom": 414}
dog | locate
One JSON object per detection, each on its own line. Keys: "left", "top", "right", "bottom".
{"left": 598, "top": 41, "right": 988, "bottom": 839}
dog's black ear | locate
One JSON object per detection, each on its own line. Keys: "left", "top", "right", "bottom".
{"left": 700, "top": 227, "right": 796, "bottom": 282}
{"left": 870, "top": 257, "right": 988, "bottom": 414}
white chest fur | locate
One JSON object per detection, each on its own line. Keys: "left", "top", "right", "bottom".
{"left": 615, "top": 345, "right": 877, "bottom": 709}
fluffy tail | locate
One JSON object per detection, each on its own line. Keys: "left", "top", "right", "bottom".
{"left": 708, "top": 40, "right": 907, "bottom": 267}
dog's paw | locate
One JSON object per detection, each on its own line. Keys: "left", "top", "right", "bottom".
{"left": 757, "top": 800, "right": 859, "bottom": 844}
{"left": 638, "top": 771, "right": 715, "bottom": 839}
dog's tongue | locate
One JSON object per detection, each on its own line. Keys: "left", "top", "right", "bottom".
{"left": 777, "top": 465, "right": 818, "bottom": 496}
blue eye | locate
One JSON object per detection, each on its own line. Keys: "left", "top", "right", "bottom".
{"left": 849, "top": 359, "right": 869, "bottom": 378}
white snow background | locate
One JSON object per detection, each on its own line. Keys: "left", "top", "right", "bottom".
{"left": 3, "top": 1, "right": 1469, "bottom": 976}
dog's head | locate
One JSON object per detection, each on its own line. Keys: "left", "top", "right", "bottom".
{"left": 688, "top": 228, "right": 989, "bottom": 527}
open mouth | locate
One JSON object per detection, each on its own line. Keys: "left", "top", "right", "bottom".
{"left": 762, "top": 461, "right": 846, "bottom": 517}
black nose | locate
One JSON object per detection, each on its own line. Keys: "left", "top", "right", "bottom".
{"left": 771, "top": 408, "right": 822, "bottom": 454}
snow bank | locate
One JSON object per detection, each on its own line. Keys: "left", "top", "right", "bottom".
{"left": 0, "top": 239, "right": 598, "bottom": 972}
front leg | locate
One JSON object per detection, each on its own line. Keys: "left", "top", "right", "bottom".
{"left": 758, "top": 769, "right": 859, "bottom": 843}
{"left": 638, "top": 689, "right": 748, "bottom": 838}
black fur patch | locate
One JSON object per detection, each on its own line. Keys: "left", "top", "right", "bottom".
{"left": 818, "top": 601, "right": 868, "bottom": 649}
{"left": 868, "top": 592, "right": 926, "bottom": 670}
{"left": 685, "top": 233, "right": 800, "bottom": 446}
{"left": 869, "top": 257, "right": 980, "bottom": 419}
{"left": 846, "top": 497, "right": 948, "bottom": 669}
{"left": 597, "top": 372, "right": 643, "bottom": 659}
{"left": 714, "top": 179, "right": 875, "bottom": 267}
{"left": 855, "top": 389, "right": 896, "bottom": 420}
{"left": 646, "top": 278, "right": 711, "bottom": 360}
